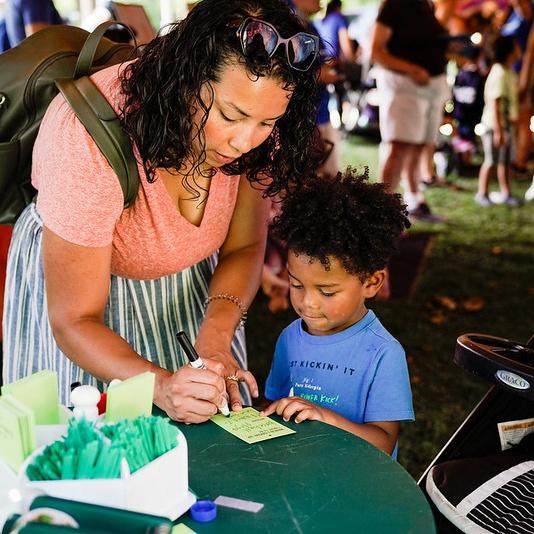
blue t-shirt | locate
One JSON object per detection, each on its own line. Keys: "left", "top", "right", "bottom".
{"left": 315, "top": 11, "right": 348, "bottom": 60}
{"left": 4, "top": 0, "right": 62, "bottom": 50}
{"left": 265, "top": 310, "right": 414, "bottom": 425}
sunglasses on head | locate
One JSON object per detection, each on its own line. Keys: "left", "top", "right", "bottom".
{"left": 236, "top": 17, "right": 319, "bottom": 72}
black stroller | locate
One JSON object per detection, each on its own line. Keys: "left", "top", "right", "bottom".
{"left": 419, "top": 333, "right": 534, "bottom": 533}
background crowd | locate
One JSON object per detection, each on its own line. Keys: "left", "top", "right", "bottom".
{"left": 262, "top": 0, "right": 534, "bottom": 310}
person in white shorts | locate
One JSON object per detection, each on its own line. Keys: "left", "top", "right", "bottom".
{"left": 371, "top": 0, "right": 452, "bottom": 222}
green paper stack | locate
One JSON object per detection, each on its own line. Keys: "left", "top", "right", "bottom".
{"left": 105, "top": 372, "right": 155, "bottom": 422}
{"left": 1, "top": 370, "right": 60, "bottom": 425}
{"left": 0, "top": 394, "right": 37, "bottom": 472}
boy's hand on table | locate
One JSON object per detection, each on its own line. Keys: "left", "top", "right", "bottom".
{"left": 261, "top": 397, "right": 400, "bottom": 454}
{"left": 260, "top": 397, "right": 328, "bottom": 424}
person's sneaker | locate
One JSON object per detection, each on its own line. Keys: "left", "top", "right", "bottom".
{"left": 525, "top": 181, "right": 534, "bottom": 202}
{"left": 474, "top": 193, "right": 492, "bottom": 207}
{"left": 488, "top": 192, "right": 521, "bottom": 206}
{"left": 408, "top": 202, "right": 447, "bottom": 222}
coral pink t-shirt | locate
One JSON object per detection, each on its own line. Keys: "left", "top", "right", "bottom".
{"left": 32, "top": 63, "right": 240, "bottom": 280}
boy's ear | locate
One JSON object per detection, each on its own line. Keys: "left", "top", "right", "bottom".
{"left": 363, "top": 270, "right": 386, "bottom": 298}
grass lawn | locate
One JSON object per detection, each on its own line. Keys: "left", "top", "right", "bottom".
{"left": 246, "top": 133, "right": 534, "bottom": 479}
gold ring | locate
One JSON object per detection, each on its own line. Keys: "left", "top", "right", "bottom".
{"left": 225, "top": 374, "right": 240, "bottom": 381}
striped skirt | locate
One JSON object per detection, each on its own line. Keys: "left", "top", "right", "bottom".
{"left": 2, "top": 203, "right": 250, "bottom": 405}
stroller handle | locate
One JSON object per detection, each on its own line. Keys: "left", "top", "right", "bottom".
{"left": 455, "top": 333, "right": 534, "bottom": 400}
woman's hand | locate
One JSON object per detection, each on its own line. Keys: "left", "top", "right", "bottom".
{"left": 194, "top": 176, "right": 268, "bottom": 410}
{"left": 194, "top": 337, "right": 259, "bottom": 411}
{"left": 260, "top": 397, "right": 327, "bottom": 424}
{"left": 195, "top": 330, "right": 259, "bottom": 412}
{"left": 155, "top": 364, "right": 227, "bottom": 423}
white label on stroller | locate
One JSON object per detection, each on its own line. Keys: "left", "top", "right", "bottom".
{"left": 498, "top": 417, "right": 534, "bottom": 450}
{"left": 495, "top": 370, "right": 530, "bottom": 390}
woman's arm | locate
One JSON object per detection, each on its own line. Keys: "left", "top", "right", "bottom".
{"left": 194, "top": 174, "right": 271, "bottom": 408}
{"left": 261, "top": 397, "right": 399, "bottom": 455}
{"left": 371, "top": 21, "right": 431, "bottom": 85}
{"left": 42, "top": 227, "right": 226, "bottom": 423}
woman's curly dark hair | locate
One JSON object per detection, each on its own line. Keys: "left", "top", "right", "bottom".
{"left": 271, "top": 168, "right": 411, "bottom": 279}
{"left": 118, "top": 0, "right": 321, "bottom": 198}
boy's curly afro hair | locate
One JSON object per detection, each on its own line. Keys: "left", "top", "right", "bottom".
{"left": 271, "top": 168, "right": 411, "bottom": 279}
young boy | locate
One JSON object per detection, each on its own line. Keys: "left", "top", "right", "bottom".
{"left": 475, "top": 34, "right": 521, "bottom": 207}
{"left": 261, "top": 169, "right": 414, "bottom": 457}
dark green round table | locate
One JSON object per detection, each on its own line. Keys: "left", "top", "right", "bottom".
{"left": 177, "top": 416, "right": 435, "bottom": 533}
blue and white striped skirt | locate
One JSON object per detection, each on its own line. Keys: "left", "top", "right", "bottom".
{"left": 2, "top": 203, "right": 250, "bottom": 405}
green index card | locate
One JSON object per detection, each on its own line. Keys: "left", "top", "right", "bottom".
{"left": 1, "top": 370, "right": 59, "bottom": 424}
{"left": 105, "top": 372, "right": 155, "bottom": 422}
{"left": 2, "top": 395, "right": 37, "bottom": 456}
{"left": 172, "top": 524, "right": 197, "bottom": 534}
{"left": 211, "top": 407, "right": 295, "bottom": 444}
{"left": 0, "top": 394, "right": 36, "bottom": 472}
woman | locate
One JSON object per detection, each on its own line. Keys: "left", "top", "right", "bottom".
{"left": 2, "top": 0, "right": 320, "bottom": 423}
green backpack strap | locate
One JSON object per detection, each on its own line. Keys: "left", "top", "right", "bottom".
{"left": 55, "top": 20, "right": 140, "bottom": 208}
{"left": 56, "top": 76, "right": 139, "bottom": 208}
{"left": 74, "top": 20, "right": 137, "bottom": 78}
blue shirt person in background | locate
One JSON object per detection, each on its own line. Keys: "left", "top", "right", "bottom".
{"left": 2, "top": 0, "right": 62, "bottom": 52}
{"left": 315, "top": 0, "right": 355, "bottom": 62}
{"left": 291, "top": 0, "right": 344, "bottom": 178}
{"left": 262, "top": 169, "right": 414, "bottom": 457}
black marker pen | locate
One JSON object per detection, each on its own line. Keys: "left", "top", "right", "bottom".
{"left": 176, "top": 331, "right": 230, "bottom": 417}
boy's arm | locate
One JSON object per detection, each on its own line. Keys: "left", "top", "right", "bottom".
{"left": 261, "top": 397, "right": 399, "bottom": 455}
{"left": 321, "top": 409, "right": 399, "bottom": 455}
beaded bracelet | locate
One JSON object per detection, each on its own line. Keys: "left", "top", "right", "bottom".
{"left": 204, "top": 293, "right": 248, "bottom": 328}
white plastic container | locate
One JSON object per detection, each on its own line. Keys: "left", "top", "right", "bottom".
{"left": 18, "top": 430, "right": 196, "bottom": 520}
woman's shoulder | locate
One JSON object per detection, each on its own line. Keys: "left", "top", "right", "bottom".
{"left": 90, "top": 61, "right": 131, "bottom": 111}
{"left": 36, "top": 60, "right": 129, "bottom": 140}
{"left": 32, "top": 79, "right": 124, "bottom": 247}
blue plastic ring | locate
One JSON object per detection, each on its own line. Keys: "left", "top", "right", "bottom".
{"left": 190, "top": 500, "right": 217, "bottom": 522}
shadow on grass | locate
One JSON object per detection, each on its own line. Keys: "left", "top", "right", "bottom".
{"left": 389, "top": 232, "right": 435, "bottom": 300}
